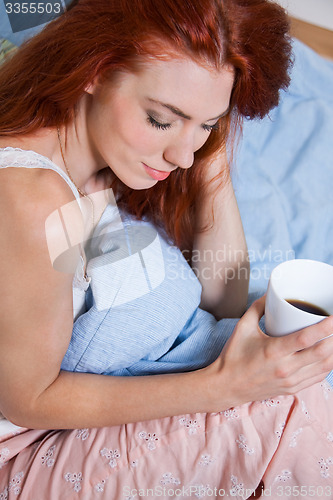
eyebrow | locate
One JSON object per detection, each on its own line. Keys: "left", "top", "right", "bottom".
{"left": 146, "top": 98, "right": 229, "bottom": 122}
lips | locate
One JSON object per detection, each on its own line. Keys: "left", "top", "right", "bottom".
{"left": 142, "top": 163, "right": 171, "bottom": 181}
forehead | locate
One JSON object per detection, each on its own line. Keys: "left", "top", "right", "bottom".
{"left": 115, "top": 58, "right": 235, "bottom": 118}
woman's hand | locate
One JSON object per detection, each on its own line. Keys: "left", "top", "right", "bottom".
{"left": 202, "top": 295, "right": 333, "bottom": 410}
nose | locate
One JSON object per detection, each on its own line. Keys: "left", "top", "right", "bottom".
{"left": 163, "top": 134, "right": 195, "bottom": 171}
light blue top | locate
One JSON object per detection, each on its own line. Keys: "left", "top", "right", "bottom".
{"left": 62, "top": 208, "right": 237, "bottom": 375}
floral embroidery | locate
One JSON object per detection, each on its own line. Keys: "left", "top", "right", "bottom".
{"left": 289, "top": 428, "right": 303, "bottom": 448}
{"left": 160, "top": 472, "right": 181, "bottom": 486}
{"left": 95, "top": 479, "right": 106, "bottom": 492}
{"left": 275, "top": 470, "right": 292, "bottom": 482}
{"left": 327, "top": 432, "right": 333, "bottom": 443}
{"left": 41, "top": 445, "right": 56, "bottom": 467}
{"left": 185, "top": 484, "right": 212, "bottom": 498}
{"left": 223, "top": 408, "right": 239, "bottom": 420}
{"left": 275, "top": 422, "right": 285, "bottom": 440}
{"left": 9, "top": 471, "right": 24, "bottom": 495}
{"left": 0, "top": 487, "right": 7, "bottom": 500}
{"left": 138, "top": 431, "right": 159, "bottom": 450}
{"left": 261, "top": 398, "right": 280, "bottom": 407}
{"left": 0, "top": 472, "right": 24, "bottom": 498}
{"left": 179, "top": 417, "right": 200, "bottom": 435}
{"left": 100, "top": 448, "right": 121, "bottom": 468}
{"left": 76, "top": 429, "right": 90, "bottom": 441}
{"left": 64, "top": 472, "right": 83, "bottom": 492}
{"left": 321, "top": 381, "right": 332, "bottom": 401}
{"left": 319, "top": 457, "right": 333, "bottom": 478}
{"left": 230, "top": 475, "right": 245, "bottom": 496}
{"left": 301, "top": 401, "right": 310, "bottom": 419}
{"left": 0, "top": 448, "right": 10, "bottom": 469}
{"left": 131, "top": 459, "right": 139, "bottom": 468}
{"left": 198, "top": 454, "right": 215, "bottom": 467}
{"left": 236, "top": 435, "right": 255, "bottom": 455}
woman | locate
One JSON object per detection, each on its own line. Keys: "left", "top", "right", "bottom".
{"left": 1, "top": 0, "right": 333, "bottom": 497}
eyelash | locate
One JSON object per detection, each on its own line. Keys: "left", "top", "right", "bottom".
{"left": 146, "top": 114, "right": 219, "bottom": 132}
{"left": 202, "top": 123, "right": 219, "bottom": 132}
{"left": 147, "top": 115, "right": 171, "bottom": 130}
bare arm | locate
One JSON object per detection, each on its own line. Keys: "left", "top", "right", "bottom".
{"left": 13, "top": 299, "right": 333, "bottom": 430}
{"left": 0, "top": 167, "right": 207, "bottom": 428}
{"left": 1, "top": 168, "right": 333, "bottom": 431}
{"left": 192, "top": 154, "right": 249, "bottom": 319}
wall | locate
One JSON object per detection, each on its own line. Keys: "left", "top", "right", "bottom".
{"left": 275, "top": 0, "right": 333, "bottom": 32}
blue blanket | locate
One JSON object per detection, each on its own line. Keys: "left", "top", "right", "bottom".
{"left": 233, "top": 39, "right": 333, "bottom": 301}
{"left": 62, "top": 211, "right": 237, "bottom": 375}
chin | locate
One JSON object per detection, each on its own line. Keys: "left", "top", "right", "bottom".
{"left": 123, "top": 176, "right": 158, "bottom": 190}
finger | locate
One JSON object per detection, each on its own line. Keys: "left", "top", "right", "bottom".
{"left": 274, "top": 335, "right": 333, "bottom": 392}
{"left": 283, "top": 316, "right": 333, "bottom": 355}
{"left": 297, "top": 371, "right": 333, "bottom": 392}
{"left": 242, "top": 295, "right": 266, "bottom": 323}
{"left": 293, "top": 333, "right": 333, "bottom": 375}
{"left": 282, "top": 367, "right": 332, "bottom": 395}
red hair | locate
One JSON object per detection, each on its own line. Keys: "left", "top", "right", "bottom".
{"left": 0, "top": 0, "right": 291, "bottom": 250}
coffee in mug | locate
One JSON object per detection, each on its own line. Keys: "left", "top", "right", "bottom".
{"left": 265, "top": 259, "right": 333, "bottom": 337}
{"left": 286, "top": 299, "right": 329, "bottom": 317}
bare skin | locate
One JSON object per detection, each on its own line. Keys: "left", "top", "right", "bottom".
{"left": 0, "top": 58, "right": 332, "bottom": 430}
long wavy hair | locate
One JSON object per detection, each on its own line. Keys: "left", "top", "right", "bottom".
{"left": 0, "top": 0, "right": 292, "bottom": 250}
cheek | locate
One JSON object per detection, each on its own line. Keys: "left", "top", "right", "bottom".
{"left": 118, "top": 119, "right": 163, "bottom": 155}
{"left": 194, "top": 130, "right": 213, "bottom": 152}
{"left": 103, "top": 96, "right": 165, "bottom": 156}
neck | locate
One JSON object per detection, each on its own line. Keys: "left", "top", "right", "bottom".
{"left": 54, "top": 98, "right": 108, "bottom": 193}
{"left": 0, "top": 98, "right": 109, "bottom": 195}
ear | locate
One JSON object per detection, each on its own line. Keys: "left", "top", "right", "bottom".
{"left": 85, "top": 82, "right": 96, "bottom": 95}
{"left": 85, "top": 77, "right": 100, "bottom": 95}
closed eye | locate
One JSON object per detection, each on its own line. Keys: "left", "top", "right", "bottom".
{"left": 147, "top": 115, "right": 171, "bottom": 131}
{"left": 147, "top": 113, "right": 220, "bottom": 132}
{"left": 202, "top": 122, "right": 220, "bottom": 132}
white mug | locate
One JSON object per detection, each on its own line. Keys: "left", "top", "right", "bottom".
{"left": 265, "top": 259, "right": 333, "bottom": 337}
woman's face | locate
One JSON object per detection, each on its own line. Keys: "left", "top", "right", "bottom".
{"left": 85, "top": 57, "right": 234, "bottom": 189}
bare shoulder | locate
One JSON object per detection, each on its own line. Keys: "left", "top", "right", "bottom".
{"left": 0, "top": 167, "right": 84, "bottom": 273}
{"left": 0, "top": 166, "right": 76, "bottom": 216}
{"left": 0, "top": 165, "right": 78, "bottom": 339}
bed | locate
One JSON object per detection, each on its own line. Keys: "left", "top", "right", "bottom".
{"left": 233, "top": 36, "right": 333, "bottom": 300}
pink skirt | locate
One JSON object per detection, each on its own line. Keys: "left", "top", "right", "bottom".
{"left": 1, "top": 381, "right": 333, "bottom": 499}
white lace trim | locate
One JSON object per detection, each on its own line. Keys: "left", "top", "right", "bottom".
{"left": 0, "top": 147, "right": 80, "bottom": 201}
